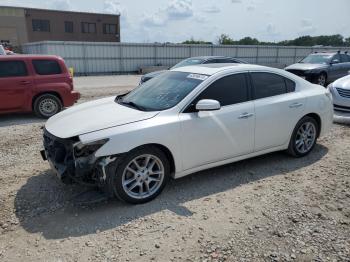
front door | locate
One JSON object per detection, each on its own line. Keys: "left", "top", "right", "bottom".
{"left": 179, "top": 73, "right": 255, "bottom": 171}
{"left": 0, "top": 60, "right": 32, "bottom": 111}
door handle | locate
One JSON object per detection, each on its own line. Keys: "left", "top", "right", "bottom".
{"left": 238, "top": 112, "right": 254, "bottom": 119}
{"left": 289, "top": 102, "right": 303, "bottom": 108}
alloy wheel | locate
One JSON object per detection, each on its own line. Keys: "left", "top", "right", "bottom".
{"left": 122, "top": 154, "right": 165, "bottom": 200}
{"left": 317, "top": 74, "right": 326, "bottom": 86}
{"left": 295, "top": 122, "right": 316, "bottom": 154}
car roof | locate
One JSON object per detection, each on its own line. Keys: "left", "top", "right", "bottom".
{"left": 171, "top": 63, "right": 272, "bottom": 76}
{"left": 187, "top": 56, "right": 234, "bottom": 60}
{"left": 0, "top": 54, "right": 62, "bottom": 60}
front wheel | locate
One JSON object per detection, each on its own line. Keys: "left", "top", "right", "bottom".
{"left": 315, "top": 73, "right": 327, "bottom": 87}
{"left": 106, "top": 146, "right": 170, "bottom": 204}
{"left": 287, "top": 116, "right": 319, "bottom": 157}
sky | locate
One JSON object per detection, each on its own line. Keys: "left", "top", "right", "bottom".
{"left": 0, "top": 0, "right": 349, "bottom": 43}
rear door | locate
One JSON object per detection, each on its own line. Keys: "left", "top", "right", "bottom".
{"left": 251, "top": 72, "right": 306, "bottom": 151}
{"left": 31, "top": 59, "right": 67, "bottom": 93}
{"left": 0, "top": 59, "right": 33, "bottom": 111}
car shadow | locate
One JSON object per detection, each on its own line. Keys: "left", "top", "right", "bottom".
{"left": 14, "top": 144, "right": 328, "bottom": 240}
{"left": 0, "top": 113, "right": 45, "bottom": 127}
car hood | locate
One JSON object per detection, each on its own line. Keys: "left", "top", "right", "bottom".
{"left": 332, "top": 74, "right": 350, "bottom": 89}
{"left": 285, "top": 63, "right": 328, "bottom": 71}
{"left": 45, "top": 96, "right": 159, "bottom": 139}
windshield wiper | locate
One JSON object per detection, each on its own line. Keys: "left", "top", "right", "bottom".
{"left": 119, "top": 101, "right": 146, "bottom": 111}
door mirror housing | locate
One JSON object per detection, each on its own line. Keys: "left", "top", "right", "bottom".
{"left": 196, "top": 99, "right": 221, "bottom": 111}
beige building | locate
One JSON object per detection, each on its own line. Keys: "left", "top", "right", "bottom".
{"left": 0, "top": 6, "right": 120, "bottom": 47}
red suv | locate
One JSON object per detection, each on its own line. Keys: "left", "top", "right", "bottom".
{"left": 0, "top": 55, "right": 80, "bottom": 118}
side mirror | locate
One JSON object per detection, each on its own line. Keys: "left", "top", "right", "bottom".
{"left": 196, "top": 99, "right": 221, "bottom": 111}
{"left": 330, "top": 59, "right": 340, "bottom": 64}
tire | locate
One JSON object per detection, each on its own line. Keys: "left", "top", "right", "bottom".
{"left": 315, "top": 73, "right": 327, "bottom": 87}
{"left": 287, "top": 116, "right": 319, "bottom": 157}
{"left": 33, "top": 94, "right": 62, "bottom": 118}
{"left": 106, "top": 146, "right": 170, "bottom": 204}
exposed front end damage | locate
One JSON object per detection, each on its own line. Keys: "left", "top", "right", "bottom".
{"left": 41, "top": 129, "right": 115, "bottom": 187}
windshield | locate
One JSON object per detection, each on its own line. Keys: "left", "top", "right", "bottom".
{"left": 300, "top": 54, "right": 332, "bottom": 64}
{"left": 171, "top": 58, "right": 205, "bottom": 69}
{"left": 120, "top": 71, "right": 207, "bottom": 111}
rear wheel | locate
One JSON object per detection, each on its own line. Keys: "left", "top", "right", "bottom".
{"left": 34, "top": 94, "right": 62, "bottom": 118}
{"left": 106, "top": 146, "right": 170, "bottom": 204}
{"left": 287, "top": 116, "right": 319, "bottom": 157}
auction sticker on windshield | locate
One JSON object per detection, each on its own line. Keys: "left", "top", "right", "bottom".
{"left": 187, "top": 74, "right": 209, "bottom": 81}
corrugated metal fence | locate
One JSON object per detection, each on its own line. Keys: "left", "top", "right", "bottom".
{"left": 22, "top": 41, "right": 349, "bottom": 75}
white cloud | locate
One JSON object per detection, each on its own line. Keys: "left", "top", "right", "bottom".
{"left": 51, "top": 0, "right": 71, "bottom": 11}
{"left": 194, "top": 14, "right": 209, "bottom": 23}
{"left": 203, "top": 5, "right": 221, "bottom": 13}
{"left": 299, "top": 19, "right": 316, "bottom": 35}
{"left": 246, "top": 5, "right": 255, "bottom": 11}
{"left": 166, "top": 0, "right": 193, "bottom": 20}
{"left": 142, "top": 10, "right": 167, "bottom": 27}
{"left": 141, "top": 0, "right": 193, "bottom": 28}
{"left": 231, "top": 0, "right": 242, "bottom": 3}
{"left": 266, "top": 23, "right": 280, "bottom": 38}
{"left": 103, "top": 0, "right": 121, "bottom": 15}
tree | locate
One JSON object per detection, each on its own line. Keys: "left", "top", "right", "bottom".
{"left": 345, "top": 37, "right": 350, "bottom": 46}
{"left": 218, "top": 34, "right": 235, "bottom": 45}
{"left": 182, "top": 38, "right": 212, "bottom": 45}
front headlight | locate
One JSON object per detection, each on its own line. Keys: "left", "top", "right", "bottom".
{"left": 73, "top": 139, "right": 109, "bottom": 157}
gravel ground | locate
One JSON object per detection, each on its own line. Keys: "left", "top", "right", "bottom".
{"left": 0, "top": 75, "right": 349, "bottom": 262}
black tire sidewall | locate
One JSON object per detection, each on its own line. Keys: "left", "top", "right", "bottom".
{"left": 288, "top": 116, "right": 319, "bottom": 157}
{"left": 34, "top": 94, "right": 62, "bottom": 118}
{"left": 107, "top": 146, "right": 170, "bottom": 204}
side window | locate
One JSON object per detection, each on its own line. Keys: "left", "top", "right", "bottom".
{"left": 331, "top": 54, "right": 341, "bottom": 63}
{"left": 185, "top": 73, "right": 249, "bottom": 112}
{"left": 32, "top": 60, "right": 62, "bottom": 75}
{"left": 203, "top": 59, "right": 215, "bottom": 64}
{"left": 0, "top": 61, "right": 28, "bottom": 78}
{"left": 251, "top": 72, "right": 290, "bottom": 99}
{"left": 217, "top": 58, "right": 238, "bottom": 63}
{"left": 340, "top": 54, "right": 349, "bottom": 63}
{"left": 285, "top": 78, "right": 296, "bottom": 92}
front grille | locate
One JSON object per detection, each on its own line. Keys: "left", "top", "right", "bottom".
{"left": 336, "top": 88, "right": 350, "bottom": 98}
{"left": 334, "top": 104, "right": 350, "bottom": 112}
{"left": 43, "top": 129, "right": 77, "bottom": 183}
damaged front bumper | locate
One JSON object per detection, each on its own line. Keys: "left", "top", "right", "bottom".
{"left": 41, "top": 129, "right": 114, "bottom": 186}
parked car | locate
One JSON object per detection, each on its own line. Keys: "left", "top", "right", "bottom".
{"left": 0, "top": 55, "right": 80, "bottom": 118}
{"left": 285, "top": 51, "right": 350, "bottom": 86}
{"left": 328, "top": 74, "right": 350, "bottom": 112}
{"left": 140, "top": 56, "right": 247, "bottom": 84}
{"left": 41, "top": 64, "right": 333, "bottom": 204}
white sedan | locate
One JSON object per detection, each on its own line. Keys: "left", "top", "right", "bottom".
{"left": 41, "top": 64, "right": 333, "bottom": 204}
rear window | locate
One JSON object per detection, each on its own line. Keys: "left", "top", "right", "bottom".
{"left": 0, "top": 61, "right": 27, "bottom": 77}
{"left": 251, "top": 72, "right": 295, "bottom": 99}
{"left": 32, "top": 60, "right": 62, "bottom": 75}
